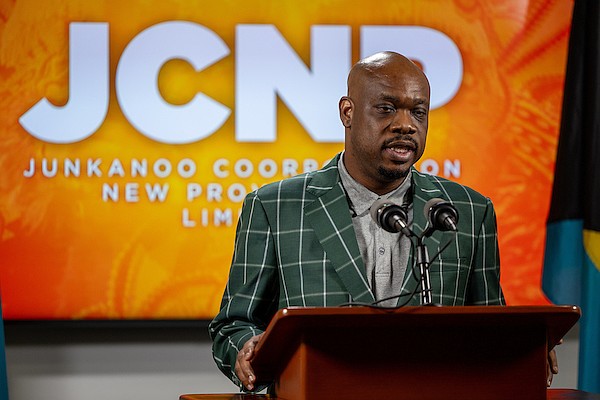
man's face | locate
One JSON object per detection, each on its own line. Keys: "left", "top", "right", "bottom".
{"left": 340, "top": 61, "right": 430, "bottom": 194}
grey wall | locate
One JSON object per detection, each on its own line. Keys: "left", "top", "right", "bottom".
{"left": 4, "top": 323, "right": 580, "bottom": 400}
{"left": 6, "top": 340, "right": 233, "bottom": 399}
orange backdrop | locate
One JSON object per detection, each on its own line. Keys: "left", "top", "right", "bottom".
{"left": 0, "top": 0, "right": 573, "bottom": 319}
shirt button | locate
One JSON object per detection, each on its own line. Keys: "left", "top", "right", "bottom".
{"left": 378, "top": 247, "right": 385, "bottom": 255}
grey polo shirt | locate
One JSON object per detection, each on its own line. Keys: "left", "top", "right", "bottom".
{"left": 338, "top": 155, "right": 413, "bottom": 307}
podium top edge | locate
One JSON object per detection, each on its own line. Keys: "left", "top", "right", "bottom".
{"left": 274, "top": 304, "right": 581, "bottom": 319}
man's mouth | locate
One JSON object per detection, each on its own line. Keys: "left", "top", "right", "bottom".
{"left": 382, "top": 139, "right": 418, "bottom": 162}
{"left": 383, "top": 137, "right": 417, "bottom": 150}
{"left": 390, "top": 147, "right": 412, "bottom": 154}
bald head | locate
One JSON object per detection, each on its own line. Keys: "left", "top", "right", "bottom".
{"left": 347, "top": 52, "right": 429, "bottom": 97}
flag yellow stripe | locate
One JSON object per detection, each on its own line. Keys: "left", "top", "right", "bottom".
{"left": 584, "top": 229, "right": 600, "bottom": 272}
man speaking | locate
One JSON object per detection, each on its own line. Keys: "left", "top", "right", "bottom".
{"left": 209, "top": 51, "right": 505, "bottom": 391}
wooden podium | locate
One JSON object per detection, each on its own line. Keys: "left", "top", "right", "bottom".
{"left": 249, "top": 306, "right": 580, "bottom": 400}
{"left": 180, "top": 392, "right": 600, "bottom": 400}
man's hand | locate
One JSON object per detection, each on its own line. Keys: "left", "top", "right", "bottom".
{"left": 547, "top": 340, "right": 562, "bottom": 387}
{"left": 235, "top": 333, "right": 265, "bottom": 391}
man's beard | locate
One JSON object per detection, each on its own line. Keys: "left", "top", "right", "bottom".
{"left": 377, "top": 165, "right": 410, "bottom": 181}
{"left": 376, "top": 135, "right": 418, "bottom": 182}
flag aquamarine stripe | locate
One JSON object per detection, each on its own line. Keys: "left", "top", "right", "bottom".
{"left": 579, "top": 241, "right": 600, "bottom": 392}
{"left": 542, "top": 220, "right": 584, "bottom": 305}
{"left": 543, "top": 219, "right": 600, "bottom": 392}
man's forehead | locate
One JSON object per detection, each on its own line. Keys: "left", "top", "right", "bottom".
{"left": 372, "top": 87, "right": 430, "bottom": 107}
{"left": 351, "top": 68, "right": 429, "bottom": 98}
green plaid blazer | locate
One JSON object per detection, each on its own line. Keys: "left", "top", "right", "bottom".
{"left": 209, "top": 153, "right": 505, "bottom": 385}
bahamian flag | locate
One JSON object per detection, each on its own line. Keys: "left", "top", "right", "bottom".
{"left": 542, "top": 0, "right": 600, "bottom": 393}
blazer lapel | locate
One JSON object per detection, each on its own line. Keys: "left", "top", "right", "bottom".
{"left": 304, "top": 155, "right": 375, "bottom": 304}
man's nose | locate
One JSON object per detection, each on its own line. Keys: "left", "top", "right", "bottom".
{"left": 390, "top": 110, "right": 416, "bottom": 134}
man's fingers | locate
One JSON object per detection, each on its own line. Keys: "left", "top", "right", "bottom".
{"left": 242, "top": 362, "right": 256, "bottom": 390}
{"left": 235, "top": 358, "right": 255, "bottom": 391}
{"left": 549, "top": 348, "right": 559, "bottom": 374}
{"left": 234, "top": 333, "right": 265, "bottom": 391}
{"left": 547, "top": 348, "right": 559, "bottom": 387}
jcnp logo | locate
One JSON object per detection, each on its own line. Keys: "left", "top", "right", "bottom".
{"left": 19, "top": 22, "right": 463, "bottom": 144}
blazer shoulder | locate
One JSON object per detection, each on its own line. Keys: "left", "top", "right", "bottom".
{"left": 253, "top": 156, "right": 341, "bottom": 201}
{"left": 413, "top": 169, "right": 491, "bottom": 205}
{"left": 253, "top": 173, "right": 311, "bottom": 200}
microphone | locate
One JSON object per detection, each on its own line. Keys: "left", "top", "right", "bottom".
{"left": 370, "top": 198, "right": 413, "bottom": 236}
{"left": 424, "top": 198, "right": 459, "bottom": 232}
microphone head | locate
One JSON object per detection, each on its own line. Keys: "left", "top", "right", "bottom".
{"left": 424, "top": 198, "right": 459, "bottom": 232}
{"left": 370, "top": 198, "right": 393, "bottom": 226}
{"left": 370, "top": 198, "right": 408, "bottom": 233}
{"left": 423, "top": 198, "right": 445, "bottom": 220}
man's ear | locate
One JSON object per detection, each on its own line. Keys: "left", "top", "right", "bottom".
{"left": 339, "top": 96, "right": 353, "bottom": 128}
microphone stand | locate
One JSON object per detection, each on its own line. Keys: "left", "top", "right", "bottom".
{"left": 415, "top": 234, "right": 433, "bottom": 305}
{"left": 396, "top": 221, "right": 434, "bottom": 306}
{"left": 417, "top": 214, "right": 458, "bottom": 305}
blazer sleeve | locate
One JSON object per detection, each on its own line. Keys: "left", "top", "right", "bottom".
{"left": 466, "top": 197, "right": 506, "bottom": 305}
{"left": 208, "top": 191, "right": 280, "bottom": 387}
